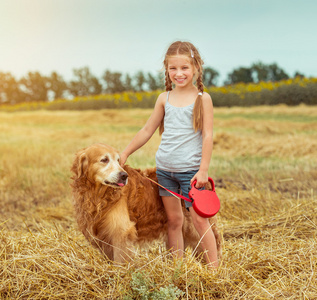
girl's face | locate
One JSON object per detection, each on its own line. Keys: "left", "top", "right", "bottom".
{"left": 167, "top": 55, "right": 196, "bottom": 88}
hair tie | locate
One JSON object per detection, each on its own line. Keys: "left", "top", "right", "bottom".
{"left": 198, "top": 92, "right": 203, "bottom": 96}
{"left": 191, "top": 50, "right": 194, "bottom": 58}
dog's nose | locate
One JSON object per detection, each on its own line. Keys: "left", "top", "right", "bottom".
{"left": 119, "top": 172, "right": 128, "bottom": 181}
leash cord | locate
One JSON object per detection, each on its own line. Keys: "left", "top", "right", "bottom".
{"left": 145, "top": 177, "right": 192, "bottom": 203}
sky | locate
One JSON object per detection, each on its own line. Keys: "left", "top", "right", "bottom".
{"left": 0, "top": 0, "right": 316, "bottom": 85}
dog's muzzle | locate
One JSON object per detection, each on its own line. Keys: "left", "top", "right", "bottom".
{"left": 104, "top": 171, "right": 128, "bottom": 187}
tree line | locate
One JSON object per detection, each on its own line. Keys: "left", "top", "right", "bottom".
{"left": 0, "top": 62, "right": 303, "bottom": 104}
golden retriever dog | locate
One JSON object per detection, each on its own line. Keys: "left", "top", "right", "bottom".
{"left": 71, "top": 143, "right": 221, "bottom": 262}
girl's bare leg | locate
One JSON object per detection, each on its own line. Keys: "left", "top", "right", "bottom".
{"left": 162, "top": 196, "right": 184, "bottom": 258}
{"left": 189, "top": 208, "right": 218, "bottom": 268}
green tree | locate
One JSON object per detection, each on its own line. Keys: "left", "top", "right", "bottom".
{"left": 147, "top": 72, "right": 161, "bottom": 91}
{"left": 251, "top": 62, "right": 269, "bottom": 82}
{"left": 294, "top": 71, "right": 305, "bottom": 78}
{"left": 251, "top": 62, "right": 289, "bottom": 82}
{"left": 267, "top": 63, "right": 289, "bottom": 81}
{"left": 69, "top": 67, "right": 102, "bottom": 96}
{"left": 226, "top": 67, "right": 253, "bottom": 84}
{"left": 123, "top": 74, "right": 134, "bottom": 91}
{"left": 135, "top": 71, "right": 146, "bottom": 91}
{"left": 102, "top": 70, "right": 126, "bottom": 93}
{"left": 19, "top": 71, "right": 49, "bottom": 102}
{"left": 203, "top": 67, "right": 219, "bottom": 86}
{"left": 157, "top": 72, "right": 165, "bottom": 89}
{"left": 0, "top": 72, "right": 25, "bottom": 104}
{"left": 47, "top": 71, "right": 67, "bottom": 100}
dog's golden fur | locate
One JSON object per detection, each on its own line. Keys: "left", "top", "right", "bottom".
{"left": 71, "top": 143, "right": 221, "bottom": 262}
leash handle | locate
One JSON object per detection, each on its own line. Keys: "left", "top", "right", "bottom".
{"left": 191, "top": 177, "right": 215, "bottom": 191}
{"left": 146, "top": 177, "right": 192, "bottom": 203}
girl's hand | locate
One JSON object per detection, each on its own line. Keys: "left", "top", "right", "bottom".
{"left": 120, "top": 152, "right": 128, "bottom": 167}
{"left": 190, "top": 170, "right": 208, "bottom": 189}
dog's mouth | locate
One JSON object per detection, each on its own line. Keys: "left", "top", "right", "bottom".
{"left": 104, "top": 180, "right": 127, "bottom": 187}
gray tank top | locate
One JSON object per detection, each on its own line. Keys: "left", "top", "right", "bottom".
{"left": 155, "top": 92, "right": 202, "bottom": 172}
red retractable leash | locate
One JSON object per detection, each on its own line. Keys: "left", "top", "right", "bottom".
{"left": 146, "top": 177, "right": 220, "bottom": 218}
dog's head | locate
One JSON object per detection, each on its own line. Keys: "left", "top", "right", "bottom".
{"left": 73, "top": 143, "right": 128, "bottom": 188}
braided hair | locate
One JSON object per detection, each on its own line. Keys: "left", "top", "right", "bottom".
{"left": 159, "top": 41, "right": 204, "bottom": 134}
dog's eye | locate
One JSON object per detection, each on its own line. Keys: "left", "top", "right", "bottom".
{"left": 100, "top": 157, "right": 109, "bottom": 164}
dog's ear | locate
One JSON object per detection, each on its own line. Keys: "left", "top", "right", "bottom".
{"left": 77, "top": 152, "right": 88, "bottom": 178}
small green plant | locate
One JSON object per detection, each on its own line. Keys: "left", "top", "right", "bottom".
{"left": 124, "top": 271, "right": 184, "bottom": 300}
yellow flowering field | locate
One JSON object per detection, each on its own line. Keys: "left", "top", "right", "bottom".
{"left": 0, "top": 77, "right": 316, "bottom": 112}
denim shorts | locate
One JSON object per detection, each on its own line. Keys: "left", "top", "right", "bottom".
{"left": 156, "top": 168, "right": 199, "bottom": 209}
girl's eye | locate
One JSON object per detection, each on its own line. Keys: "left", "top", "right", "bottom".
{"left": 100, "top": 157, "right": 109, "bottom": 164}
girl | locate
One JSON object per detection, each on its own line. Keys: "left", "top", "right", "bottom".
{"left": 120, "top": 41, "right": 218, "bottom": 268}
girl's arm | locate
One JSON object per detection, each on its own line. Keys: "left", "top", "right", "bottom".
{"left": 191, "top": 93, "right": 214, "bottom": 188}
{"left": 120, "top": 92, "right": 166, "bottom": 166}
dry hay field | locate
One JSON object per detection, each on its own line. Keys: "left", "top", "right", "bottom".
{"left": 0, "top": 104, "right": 316, "bottom": 299}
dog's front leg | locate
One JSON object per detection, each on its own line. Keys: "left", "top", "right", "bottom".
{"left": 112, "top": 225, "right": 137, "bottom": 263}
{"left": 106, "top": 200, "right": 138, "bottom": 263}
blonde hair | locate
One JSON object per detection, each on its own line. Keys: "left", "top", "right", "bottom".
{"left": 159, "top": 41, "right": 204, "bottom": 135}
